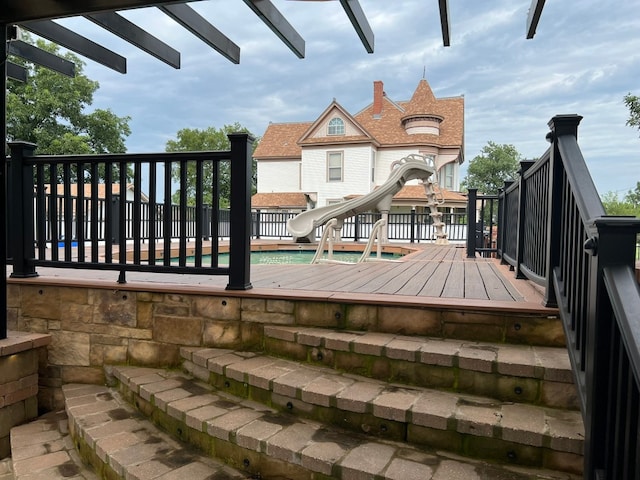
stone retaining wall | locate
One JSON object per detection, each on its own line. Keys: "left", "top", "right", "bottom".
{"left": 0, "top": 331, "right": 51, "bottom": 458}
{"left": 7, "top": 282, "right": 563, "bottom": 412}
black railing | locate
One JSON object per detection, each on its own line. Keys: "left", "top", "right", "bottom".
{"left": 466, "top": 189, "right": 500, "bottom": 257}
{"left": 5, "top": 133, "right": 254, "bottom": 291}
{"left": 468, "top": 114, "right": 640, "bottom": 478}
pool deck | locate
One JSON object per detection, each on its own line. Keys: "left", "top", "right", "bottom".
{"left": 11, "top": 241, "right": 554, "bottom": 315}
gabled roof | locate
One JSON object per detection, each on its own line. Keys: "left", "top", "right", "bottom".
{"left": 254, "top": 79, "right": 464, "bottom": 160}
{"left": 297, "top": 100, "right": 377, "bottom": 147}
{"left": 53, "top": 183, "right": 149, "bottom": 201}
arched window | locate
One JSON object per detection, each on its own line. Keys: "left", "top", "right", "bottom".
{"left": 328, "top": 117, "right": 345, "bottom": 136}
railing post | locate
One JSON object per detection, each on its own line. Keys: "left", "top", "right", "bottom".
{"left": 544, "top": 115, "right": 583, "bottom": 307}
{"left": 410, "top": 208, "right": 416, "bottom": 243}
{"left": 202, "top": 205, "right": 211, "bottom": 240}
{"left": 1, "top": 27, "right": 7, "bottom": 339}
{"left": 254, "top": 209, "right": 262, "bottom": 238}
{"left": 514, "top": 161, "right": 535, "bottom": 277}
{"left": 354, "top": 214, "right": 360, "bottom": 242}
{"left": 466, "top": 188, "right": 478, "bottom": 258}
{"left": 583, "top": 217, "right": 640, "bottom": 479}
{"left": 8, "top": 142, "right": 38, "bottom": 279}
{"left": 226, "top": 133, "right": 254, "bottom": 290}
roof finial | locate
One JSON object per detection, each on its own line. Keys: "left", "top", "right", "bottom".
{"left": 422, "top": 65, "right": 426, "bottom": 79}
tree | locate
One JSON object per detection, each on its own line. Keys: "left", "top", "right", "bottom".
{"left": 165, "top": 123, "right": 259, "bottom": 207}
{"left": 7, "top": 38, "right": 131, "bottom": 157}
{"left": 461, "top": 141, "right": 522, "bottom": 194}
{"left": 601, "top": 183, "right": 640, "bottom": 217}
{"left": 624, "top": 93, "right": 640, "bottom": 135}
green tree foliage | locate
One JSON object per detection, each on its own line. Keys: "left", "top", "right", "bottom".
{"left": 461, "top": 141, "right": 522, "bottom": 194}
{"left": 602, "top": 182, "right": 640, "bottom": 217}
{"left": 165, "top": 123, "right": 258, "bottom": 207}
{"left": 7, "top": 38, "right": 131, "bottom": 155}
{"left": 624, "top": 93, "right": 640, "bottom": 135}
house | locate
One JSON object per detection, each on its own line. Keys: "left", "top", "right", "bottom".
{"left": 252, "top": 78, "right": 465, "bottom": 215}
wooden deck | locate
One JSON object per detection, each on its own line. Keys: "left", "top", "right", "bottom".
{"left": 246, "top": 245, "right": 525, "bottom": 302}
{"left": 21, "top": 243, "right": 547, "bottom": 307}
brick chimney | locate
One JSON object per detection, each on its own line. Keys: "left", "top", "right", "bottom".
{"left": 373, "top": 80, "right": 384, "bottom": 117}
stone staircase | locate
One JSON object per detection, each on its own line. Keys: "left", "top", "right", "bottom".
{"left": 8, "top": 315, "right": 584, "bottom": 479}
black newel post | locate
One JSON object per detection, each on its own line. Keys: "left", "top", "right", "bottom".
{"left": 466, "top": 188, "right": 478, "bottom": 258}
{"left": 226, "top": 133, "right": 254, "bottom": 290}
{"left": 1, "top": 25, "right": 7, "bottom": 339}
{"left": 544, "top": 115, "right": 583, "bottom": 307}
{"left": 254, "top": 209, "right": 261, "bottom": 239}
{"left": 8, "top": 142, "right": 38, "bottom": 279}
{"left": 410, "top": 208, "right": 416, "bottom": 243}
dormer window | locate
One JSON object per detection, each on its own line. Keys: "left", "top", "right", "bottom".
{"left": 328, "top": 117, "right": 345, "bottom": 136}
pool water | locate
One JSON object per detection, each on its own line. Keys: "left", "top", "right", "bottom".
{"left": 192, "top": 250, "right": 401, "bottom": 265}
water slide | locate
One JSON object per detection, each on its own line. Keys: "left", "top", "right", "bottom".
{"left": 287, "top": 154, "right": 437, "bottom": 243}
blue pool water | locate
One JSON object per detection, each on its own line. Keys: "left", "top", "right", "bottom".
{"left": 192, "top": 250, "right": 401, "bottom": 265}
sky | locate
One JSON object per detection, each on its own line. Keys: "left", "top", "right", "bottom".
{"left": 51, "top": 0, "right": 640, "bottom": 196}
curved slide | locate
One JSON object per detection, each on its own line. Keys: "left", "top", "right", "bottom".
{"left": 287, "top": 155, "right": 436, "bottom": 242}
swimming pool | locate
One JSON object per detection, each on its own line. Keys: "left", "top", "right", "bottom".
{"left": 189, "top": 250, "right": 401, "bottom": 265}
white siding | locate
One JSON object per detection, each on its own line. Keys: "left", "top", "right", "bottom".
{"left": 257, "top": 160, "right": 301, "bottom": 192}
{"left": 301, "top": 145, "right": 373, "bottom": 206}
{"left": 376, "top": 147, "right": 461, "bottom": 191}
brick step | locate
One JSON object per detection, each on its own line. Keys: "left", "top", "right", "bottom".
{"left": 263, "top": 326, "right": 579, "bottom": 410}
{"left": 181, "top": 347, "right": 584, "bottom": 474}
{"left": 62, "top": 383, "right": 247, "bottom": 480}
{"left": 10, "top": 410, "right": 97, "bottom": 480}
{"left": 109, "top": 365, "right": 581, "bottom": 480}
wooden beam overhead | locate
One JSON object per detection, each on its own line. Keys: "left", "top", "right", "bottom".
{"left": 526, "top": 0, "right": 546, "bottom": 39}
{"left": 438, "top": 0, "right": 451, "bottom": 47}
{"left": 243, "top": 0, "right": 305, "bottom": 59}
{"left": 8, "top": 40, "right": 76, "bottom": 77}
{"left": 339, "top": 0, "right": 374, "bottom": 53}
{"left": 1, "top": 0, "right": 196, "bottom": 24}
{"left": 159, "top": 4, "right": 241, "bottom": 64}
{"left": 22, "top": 20, "right": 127, "bottom": 74}
{"left": 86, "top": 11, "right": 181, "bottom": 68}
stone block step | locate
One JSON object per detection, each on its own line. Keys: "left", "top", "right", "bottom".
{"left": 62, "top": 383, "right": 247, "bottom": 480}
{"left": 110, "top": 365, "right": 581, "bottom": 480}
{"left": 263, "top": 326, "right": 579, "bottom": 410}
{"left": 10, "top": 410, "right": 97, "bottom": 480}
{"left": 181, "top": 346, "right": 584, "bottom": 474}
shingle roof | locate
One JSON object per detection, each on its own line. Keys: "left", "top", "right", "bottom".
{"left": 253, "top": 122, "right": 309, "bottom": 158}
{"left": 392, "top": 185, "right": 467, "bottom": 202}
{"left": 251, "top": 192, "right": 308, "bottom": 209}
{"left": 254, "top": 79, "right": 464, "bottom": 159}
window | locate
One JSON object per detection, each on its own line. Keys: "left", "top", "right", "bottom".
{"left": 328, "top": 118, "right": 345, "bottom": 136}
{"left": 371, "top": 150, "right": 376, "bottom": 183}
{"left": 327, "top": 152, "right": 343, "bottom": 182}
{"left": 439, "top": 162, "right": 454, "bottom": 190}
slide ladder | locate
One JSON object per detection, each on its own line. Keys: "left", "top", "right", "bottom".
{"left": 423, "top": 178, "right": 448, "bottom": 244}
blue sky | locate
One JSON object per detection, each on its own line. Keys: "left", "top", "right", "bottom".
{"left": 53, "top": 0, "right": 640, "bottom": 195}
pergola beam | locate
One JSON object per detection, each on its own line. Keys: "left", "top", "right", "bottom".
{"left": 243, "top": 0, "right": 305, "bottom": 59}
{"left": 22, "top": 20, "right": 127, "bottom": 74}
{"left": 526, "top": 0, "right": 546, "bottom": 39}
{"left": 86, "top": 11, "right": 180, "bottom": 68}
{"left": 7, "top": 61, "right": 28, "bottom": 82}
{"left": 1, "top": 0, "right": 197, "bottom": 24}
{"left": 159, "top": 4, "right": 240, "bottom": 64}
{"left": 339, "top": 0, "right": 374, "bottom": 53}
{"left": 438, "top": 0, "right": 450, "bottom": 47}
{"left": 8, "top": 40, "right": 76, "bottom": 77}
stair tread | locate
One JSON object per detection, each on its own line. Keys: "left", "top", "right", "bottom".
{"left": 110, "top": 366, "right": 581, "bottom": 480}
{"left": 10, "top": 410, "right": 97, "bottom": 480}
{"left": 264, "top": 326, "right": 574, "bottom": 382}
{"left": 62, "top": 383, "right": 247, "bottom": 480}
{"left": 181, "top": 346, "right": 584, "bottom": 453}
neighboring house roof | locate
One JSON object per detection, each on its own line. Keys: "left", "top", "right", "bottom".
{"left": 354, "top": 80, "right": 464, "bottom": 150}
{"left": 254, "top": 79, "right": 464, "bottom": 160}
{"left": 251, "top": 192, "right": 308, "bottom": 209}
{"left": 52, "top": 183, "right": 149, "bottom": 202}
{"left": 253, "top": 122, "right": 310, "bottom": 159}
{"left": 392, "top": 185, "right": 467, "bottom": 203}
